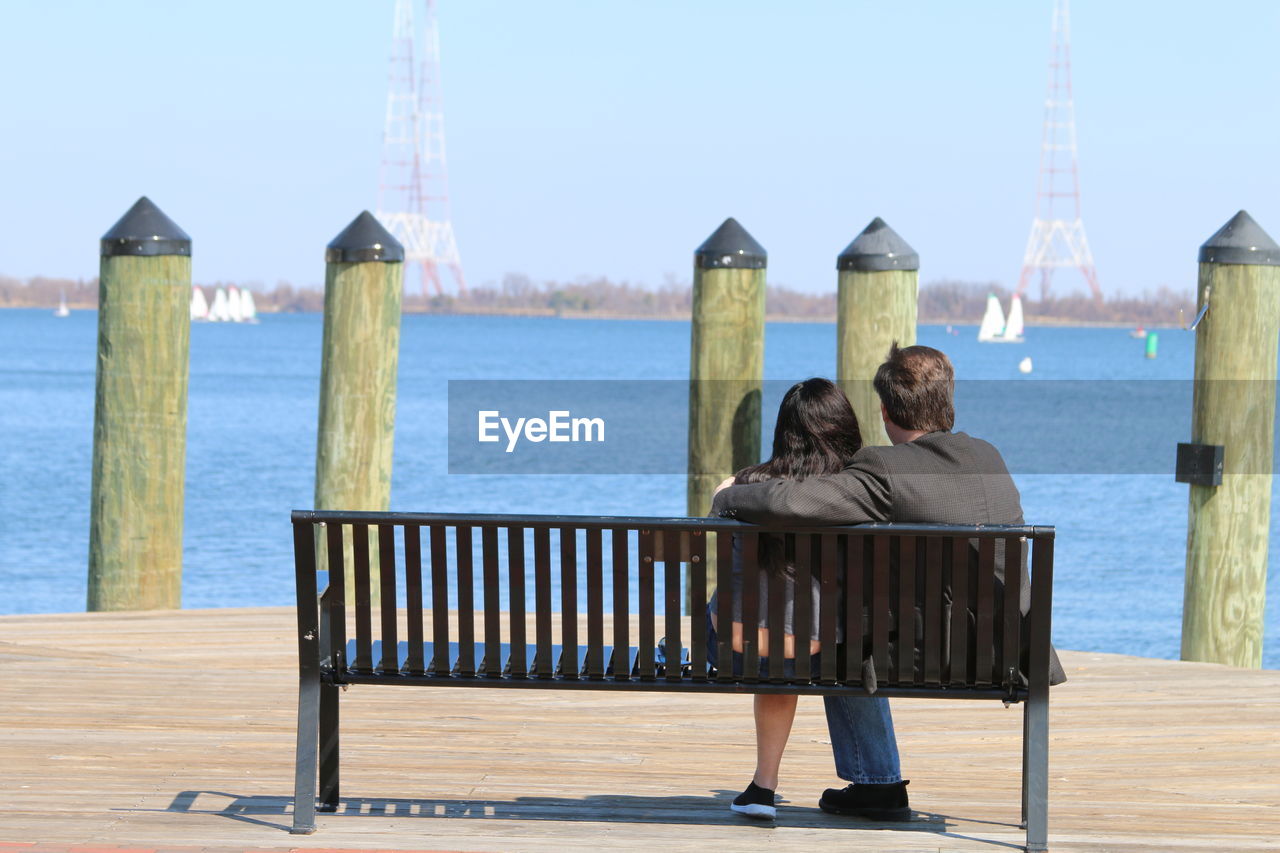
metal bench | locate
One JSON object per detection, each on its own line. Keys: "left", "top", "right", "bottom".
{"left": 291, "top": 510, "right": 1056, "bottom": 852}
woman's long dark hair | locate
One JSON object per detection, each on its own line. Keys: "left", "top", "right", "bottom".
{"left": 735, "top": 378, "right": 862, "bottom": 485}
{"left": 732, "top": 378, "right": 862, "bottom": 574}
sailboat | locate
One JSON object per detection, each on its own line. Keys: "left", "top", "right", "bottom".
{"left": 226, "top": 286, "right": 244, "bottom": 323}
{"left": 54, "top": 291, "right": 70, "bottom": 318}
{"left": 209, "top": 287, "right": 231, "bottom": 322}
{"left": 1000, "top": 294, "right": 1025, "bottom": 343}
{"left": 977, "top": 293, "right": 1005, "bottom": 341}
{"left": 239, "top": 288, "right": 258, "bottom": 323}
{"left": 978, "top": 293, "right": 1025, "bottom": 343}
{"left": 190, "top": 286, "right": 209, "bottom": 321}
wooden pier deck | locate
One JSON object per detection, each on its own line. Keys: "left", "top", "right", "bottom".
{"left": 1, "top": 607, "right": 1277, "bottom": 852}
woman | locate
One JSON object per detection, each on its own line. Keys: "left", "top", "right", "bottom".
{"left": 709, "top": 377, "right": 863, "bottom": 820}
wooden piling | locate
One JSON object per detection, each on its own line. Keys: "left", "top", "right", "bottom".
{"left": 1182, "top": 210, "right": 1280, "bottom": 668}
{"left": 688, "top": 218, "right": 766, "bottom": 604}
{"left": 88, "top": 197, "right": 192, "bottom": 611}
{"left": 836, "top": 217, "right": 919, "bottom": 446}
{"left": 315, "top": 212, "right": 404, "bottom": 601}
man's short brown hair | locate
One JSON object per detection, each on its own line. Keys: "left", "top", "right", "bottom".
{"left": 873, "top": 343, "right": 955, "bottom": 433}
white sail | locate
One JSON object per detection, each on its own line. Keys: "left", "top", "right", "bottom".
{"left": 54, "top": 291, "right": 70, "bottom": 318}
{"left": 1000, "top": 294, "right": 1025, "bottom": 342}
{"left": 209, "top": 287, "right": 230, "bottom": 322}
{"left": 977, "top": 293, "right": 1005, "bottom": 341}
{"left": 190, "top": 286, "right": 209, "bottom": 321}
{"left": 240, "top": 288, "right": 258, "bottom": 323}
{"left": 226, "top": 285, "right": 244, "bottom": 322}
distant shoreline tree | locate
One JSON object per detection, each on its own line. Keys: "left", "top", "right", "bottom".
{"left": 0, "top": 272, "right": 1192, "bottom": 326}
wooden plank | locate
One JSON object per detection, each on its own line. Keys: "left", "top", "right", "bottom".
{"left": 3, "top": 607, "right": 1279, "bottom": 853}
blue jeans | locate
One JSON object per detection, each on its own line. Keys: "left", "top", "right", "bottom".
{"left": 706, "top": 613, "right": 902, "bottom": 784}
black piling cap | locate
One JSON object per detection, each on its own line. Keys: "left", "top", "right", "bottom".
{"left": 837, "top": 217, "right": 919, "bottom": 272}
{"left": 325, "top": 211, "right": 405, "bottom": 263}
{"left": 694, "top": 218, "right": 767, "bottom": 270}
{"left": 1199, "top": 210, "right": 1279, "bottom": 266}
{"left": 100, "top": 196, "right": 191, "bottom": 257}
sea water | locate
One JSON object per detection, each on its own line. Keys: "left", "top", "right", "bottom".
{"left": 1, "top": 308, "right": 1276, "bottom": 668}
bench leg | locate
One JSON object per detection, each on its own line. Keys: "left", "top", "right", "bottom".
{"left": 318, "top": 681, "right": 340, "bottom": 812}
{"left": 291, "top": 673, "right": 320, "bottom": 834}
{"left": 1023, "top": 692, "right": 1049, "bottom": 852}
{"left": 1021, "top": 702, "right": 1030, "bottom": 829}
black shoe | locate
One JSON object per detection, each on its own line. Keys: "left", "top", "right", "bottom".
{"left": 730, "top": 781, "right": 776, "bottom": 820}
{"left": 818, "top": 780, "right": 910, "bottom": 821}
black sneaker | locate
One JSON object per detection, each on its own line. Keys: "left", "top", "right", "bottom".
{"left": 730, "top": 780, "right": 776, "bottom": 820}
{"left": 818, "top": 780, "right": 911, "bottom": 821}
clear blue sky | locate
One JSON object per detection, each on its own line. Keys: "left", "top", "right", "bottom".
{"left": 2, "top": 1, "right": 1277, "bottom": 297}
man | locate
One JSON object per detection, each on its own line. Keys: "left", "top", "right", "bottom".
{"left": 711, "top": 343, "right": 1065, "bottom": 820}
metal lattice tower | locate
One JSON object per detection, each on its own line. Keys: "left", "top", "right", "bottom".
{"left": 1016, "top": 0, "right": 1102, "bottom": 303}
{"left": 377, "top": 0, "right": 466, "bottom": 296}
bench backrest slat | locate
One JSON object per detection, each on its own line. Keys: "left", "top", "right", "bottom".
{"left": 404, "top": 524, "right": 425, "bottom": 674}
{"left": 766, "top": 542, "right": 786, "bottom": 683}
{"left": 585, "top": 529, "right": 605, "bottom": 678}
{"left": 844, "top": 536, "right": 862, "bottom": 684}
{"left": 429, "top": 525, "right": 450, "bottom": 676}
{"left": 949, "top": 536, "right": 969, "bottom": 686}
{"left": 715, "top": 531, "right": 734, "bottom": 684}
{"left": 872, "top": 536, "right": 890, "bottom": 681}
{"left": 637, "top": 529, "right": 656, "bottom": 679}
{"left": 792, "top": 534, "right": 814, "bottom": 683}
{"left": 533, "top": 527, "right": 554, "bottom": 679}
{"left": 976, "top": 537, "right": 996, "bottom": 686}
{"left": 378, "top": 523, "right": 399, "bottom": 674}
{"left": 323, "top": 524, "right": 348, "bottom": 671}
{"left": 819, "top": 534, "right": 838, "bottom": 685}
{"left": 895, "top": 536, "right": 914, "bottom": 684}
{"left": 456, "top": 526, "right": 476, "bottom": 677}
{"left": 295, "top": 512, "right": 1052, "bottom": 697}
{"left": 924, "top": 537, "right": 943, "bottom": 684}
{"left": 1002, "top": 535, "right": 1023, "bottom": 687}
{"left": 688, "top": 531, "right": 708, "bottom": 681}
{"left": 740, "top": 533, "right": 760, "bottom": 684}
{"left": 560, "top": 527, "right": 578, "bottom": 679}
{"left": 611, "top": 530, "right": 630, "bottom": 680}
{"left": 351, "top": 528, "right": 373, "bottom": 673}
{"left": 663, "top": 529, "right": 682, "bottom": 683}
{"left": 506, "top": 526, "right": 527, "bottom": 677}
{"left": 481, "top": 526, "right": 502, "bottom": 678}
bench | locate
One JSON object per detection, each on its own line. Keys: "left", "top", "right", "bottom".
{"left": 291, "top": 510, "right": 1056, "bottom": 852}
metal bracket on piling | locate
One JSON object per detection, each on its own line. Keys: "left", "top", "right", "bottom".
{"left": 1180, "top": 284, "right": 1212, "bottom": 331}
{"left": 1176, "top": 443, "right": 1224, "bottom": 487}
